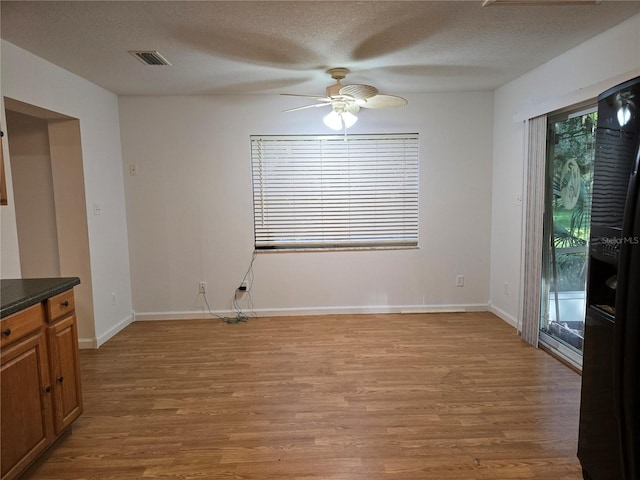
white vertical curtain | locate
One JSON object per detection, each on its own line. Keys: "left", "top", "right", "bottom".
{"left": 520, "top": 114, "right": 547, "bottom": 347}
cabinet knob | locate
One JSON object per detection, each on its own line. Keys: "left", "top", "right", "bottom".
{"left": 57, "top": 376, "right": 64, "bottom": 383}
{"left": 2, "top": 328, "right": 10, "bottom": 337}
{"left": 44, "top": 385, "right": 51, "bottom": 393}
{"left": 62, "top": 300, "right": 69, "bottom": 307}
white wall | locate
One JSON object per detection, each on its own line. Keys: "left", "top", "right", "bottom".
{"left": 119, "top": 92, "right": 494, "bottom": 318}
{"left": 1, "top": 40, "right": 133, "bottom": 347}
{"left": 489, "top": 13, "right": 640, "bottom": 327}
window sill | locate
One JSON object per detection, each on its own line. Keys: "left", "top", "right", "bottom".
{"left": 255, "top": 246, "right": 419, "bottom": 253}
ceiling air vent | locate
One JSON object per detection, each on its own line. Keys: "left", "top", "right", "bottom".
{"left": 129, "top": 50, "right": 171, "bottom": 66}
{"left": 483, "top": 0, "right": 600, "bottom": 5}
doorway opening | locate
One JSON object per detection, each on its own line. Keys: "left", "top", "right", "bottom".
{"left": 4, "top": 97, "right": 95, "bottom": 340}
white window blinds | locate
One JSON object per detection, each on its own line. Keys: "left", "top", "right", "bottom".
{"left": 251, "top": 134, "right": 419, "bottom": 250}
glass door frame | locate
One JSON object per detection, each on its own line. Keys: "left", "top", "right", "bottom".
{"left": 538, "top": 103, "right": 598, "bottom": 370}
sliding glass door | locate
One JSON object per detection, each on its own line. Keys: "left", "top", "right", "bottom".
{"left": 539, "top": 107, "right": 597, "bottom": 366}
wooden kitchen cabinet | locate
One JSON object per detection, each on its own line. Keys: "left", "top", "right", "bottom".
{"left": 0, "top": 284, "right": 82, "bottom": 480}
{"left": 0, "top": 305, "right": 54, "bottom": 480}
{"left": 46, "top": 291, "right": 83, "bottom": 434}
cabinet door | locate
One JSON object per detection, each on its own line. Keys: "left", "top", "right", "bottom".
{"left": 1, "top": 332, "right": 54, "bottom": 480}
{"left": 48, "top": 314, "right": 83, "bottom": 433}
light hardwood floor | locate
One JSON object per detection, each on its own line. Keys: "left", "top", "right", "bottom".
{"left": 26, "top": 312, "right": 583, "bottom": 479}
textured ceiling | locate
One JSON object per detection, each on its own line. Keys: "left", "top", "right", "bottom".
{"left": 1, "top": 1, "right": 639, "bottom": 96}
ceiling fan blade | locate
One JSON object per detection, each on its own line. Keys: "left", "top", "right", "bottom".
{"left": 283, "top": 103, "right": 332, "bottom": 113}
{"left": 359, "top": 94, "right": 408, "bottom": 109}
{"left": 281, "top": 93, "right": 331, "bottom": 102}
{"left": 338, "top": 84, "right": 378, "bottom": 100}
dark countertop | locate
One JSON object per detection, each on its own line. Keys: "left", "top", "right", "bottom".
{"left": 1, "top": 277, "right": 81, "bottom": 318}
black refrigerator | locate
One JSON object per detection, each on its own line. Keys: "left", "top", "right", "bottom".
{"left": 578, "top": 75, "right": 640, "bottom": 480}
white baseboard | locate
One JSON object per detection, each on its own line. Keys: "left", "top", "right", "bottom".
{"left": 96, "top": 313, "right": 134, "bottom": 347}
{"left": 134, "top": 310, "right": 216, "bottom": 321}
{"left": 488, "top": 303, "right": 518, "bottom": 328}
{"left": 78, "top": 313, "right": 134, "bottom": 349}
{"left": 79, "top": 304, "right": 509, "bottom": 347}
{"left": 400, "top": 304, "right": 488, "bottom": 314}
{"left": 134, "top": 303, "right": 490, "bottom": 321}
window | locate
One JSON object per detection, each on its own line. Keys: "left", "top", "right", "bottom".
{"left": 251, "top": 133, "right": 419, "bottom": 250}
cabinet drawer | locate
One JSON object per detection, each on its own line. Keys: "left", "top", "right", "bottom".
{"left": 46, "top": 290, "right": 75, "bottom": 323}
{"left": 0, "top": 303, "right": 44, "bottom": 348}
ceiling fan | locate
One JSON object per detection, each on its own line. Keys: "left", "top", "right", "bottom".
{"left": 281, "top": 68, "right": 408, "bottom": 131}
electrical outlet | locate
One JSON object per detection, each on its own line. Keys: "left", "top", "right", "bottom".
{"left": 456, "top": 275, "right": 464, "bottom": 287}
{"left": 111, "top": 292, "right": 117, "bottom": 306}
{"left": 504, "top": 282, "right": 509, "bottom": 295}
{"left": 199, "top": 282, "right": 207, "bottom": 294}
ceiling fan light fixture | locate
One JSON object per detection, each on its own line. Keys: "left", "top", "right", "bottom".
{"left": 323, "top": 110, "right": 358, "bottom": 130}
{"left": 323, "top": 110, "right": 343, "bottom": 130}
{"left": 283, "top": 68, "right": 405, "bottom": 130}
{"left": 342, "top": 111, "right": 358, "bottom": 128}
